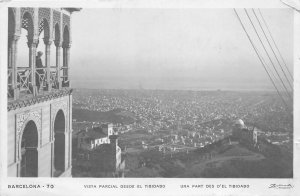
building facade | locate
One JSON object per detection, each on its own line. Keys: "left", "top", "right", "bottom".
{"left": 232, "top": 119, "right": 258, "bottom": 147}
{"left": 77, "top": 124, "right": 114, "bottom": 151}
{"left": 75, "top": 124, "right": 125, "bottom": 177}
{"left": 7, "top": 7, "right": 80, "bottom": 177}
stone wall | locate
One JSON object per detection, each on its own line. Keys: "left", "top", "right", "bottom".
{"left": 7, "top": 94, "right": 72, "bottom": 177}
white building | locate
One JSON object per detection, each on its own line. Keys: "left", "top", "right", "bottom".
{"left": 77, "top": 123, "right": 115, "bottom": 150}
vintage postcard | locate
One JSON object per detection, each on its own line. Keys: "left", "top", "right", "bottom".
{"left": 0, "top": 0, "right": 299, "bottom": 195}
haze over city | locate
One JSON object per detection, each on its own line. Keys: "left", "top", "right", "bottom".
{"left": 6, "top": 7, "right": 294, "bottom": 180}
{"left": 15, "top": 8, "right": 293, "bottom": 90}
{"left": 70, "top": 8, "right": 293, "bottom": 90}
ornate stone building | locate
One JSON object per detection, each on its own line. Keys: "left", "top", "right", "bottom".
{"left": 232, "top": 119, "right": 258, "bottom": 147}
{"left": 7, "top": 7, "right": 80, "bottom": 177}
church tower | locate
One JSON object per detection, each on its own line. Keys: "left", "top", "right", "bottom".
{"left": 7, "top": 7, "right": 80, "bottom": 177}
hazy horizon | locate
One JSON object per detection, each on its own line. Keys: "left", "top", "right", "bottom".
{"left": 72, "top": 85, "right": 284, "bottom": 92}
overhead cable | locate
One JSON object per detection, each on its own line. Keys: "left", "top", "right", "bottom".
{"left": 233, "top": 9, "right": 290, "bottom": 111}
{"left": 258, "top": 8, "right": 294, "bottom": 81}
{"left": 244, "top": 9, "right": 293, "bottom": 101}
{"left": 252, "top": 8, "right": 293, "bottom": 91}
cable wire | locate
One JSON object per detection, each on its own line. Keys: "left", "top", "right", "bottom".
{"left": 252, "top": 9, "right": 293, "bottom": 91}
{"left": 233, "top": 9, "right": 290, "bottom": 111}
{"left": 258, "top": 9, "right": 294, "bottom": 81}
{"left": 244, "top": 9, "right": 293, "bottom": 102}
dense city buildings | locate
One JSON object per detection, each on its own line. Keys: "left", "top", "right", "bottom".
{"left": 71, "top": 88, "right": 293, "bottom": 177}
{"left": 73, "top": 89, "right": 292, "bottom": 148}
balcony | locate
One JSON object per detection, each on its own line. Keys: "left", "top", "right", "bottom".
{"left": 7, "top": 65, "right": 72, "bottom": 111}
{"left": 7, "top": 65, "right": 70, "bottom": 103}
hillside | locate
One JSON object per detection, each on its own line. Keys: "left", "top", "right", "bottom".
{"left": 124, "top": 138, "right": 293, "bottom": 178}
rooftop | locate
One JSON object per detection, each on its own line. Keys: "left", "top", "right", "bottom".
{"left": 80, "top": 126, "right": 107, "bottom": 140}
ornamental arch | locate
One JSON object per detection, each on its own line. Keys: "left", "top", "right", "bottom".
{"left": 53, "top": 109, "right": 66, "bottom": 176}
{"left": 54, "top": 23, "right": 61, "bottom": 44}
{"left": 17, "top": 11, "right": 35, "bottom": 69}
{"left": 7, "top": 9, "right": 16, "bottom": 93}
{"left": 21, "top": 11, "right": 34, "bottom": 40}
{"left": 8, "top": 8, "right": 16, "bottom": 37}
{"left": 19, "top": 120, "right": 39, "bottom": 177}
{"left": 62, "top": 25, "right": 70, "bottom": 86}
{"left": 37, "top": 17, "right": 51, "bottom": 48}
{"left": 63, "top": 25, "right": 69, "bottom": 45}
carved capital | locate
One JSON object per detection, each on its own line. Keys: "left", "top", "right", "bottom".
{"left": 12, "top": 34, "right": 20, "bottom": 41}
{"left": 62, "top": 42, "right": 71, "bottom": 49}
{"left": 54, "top": 40, "right": 62, "bottom": 47}
{"left": 8, "top": 35, "right": 20, "bottom": 44}
{"left": 43, "top": 38, "right": 53, "bottom": 46}
{"left": 27, "top": 39, "right": 39, "bottom": 48}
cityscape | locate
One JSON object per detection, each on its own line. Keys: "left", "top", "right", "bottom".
{"left": 5, "top": 7, "right": 294, "bottom": 180}
{"left": 71, "top": 88, "right": 293, "bottom": 177}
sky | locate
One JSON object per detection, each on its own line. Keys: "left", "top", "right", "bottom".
{"left": 17, "top": 8, "right": 294, "bottom": 91}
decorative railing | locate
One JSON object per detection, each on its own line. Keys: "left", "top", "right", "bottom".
{"left": 35, "top": 67, "right": 47, "bottom": 91}
{"left": 61, "top": 66, "right": 69, "bottom": 87}
{"left": 8, "top": 65, "right": 70, "bottom": 99}
{"left": 17, "top": 67, "right": 32, "bottom": 94}
{"left": 50, "top": 66, "right": 59, "bottom": 89}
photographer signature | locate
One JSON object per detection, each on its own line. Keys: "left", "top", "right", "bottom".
{"left": 269, "top": 184, "right": 294, "bottom": 189}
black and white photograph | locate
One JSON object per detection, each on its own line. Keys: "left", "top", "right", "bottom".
{"left": 0, "top": 0, "right": 299, "bottom": 196}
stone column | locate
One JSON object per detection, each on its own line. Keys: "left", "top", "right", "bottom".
{"left": 51, "top": 141, "right": 54, "bottom": 177}
{"left": 7, "top": 40, "right": 12, "bottom": 97}
{"left": 69, "top": 131, "right": 72, "bottom": 169}
{"left": 8, "top": 38, "right": 12, "bottom": 69}
{"left": 44, "top": 39, "right": 52, "bottom": 91}
{"left": 51, "top": 121, "right": 55, "bottom": 177}
{"left": 55, "top": 41, "right": 62, "bottom": 89}
{"left": 9, "top": 35, "right": 20, "bottom": 99}
{"left": 27, "top": 39, "right": 39, "bottom": 96}
{"left": 69, "top": 94, "right": 73, "bottom": 169}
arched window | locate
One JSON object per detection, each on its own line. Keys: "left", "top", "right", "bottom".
{"left": 16, "top": 12, "right": 34, "bottom": 95}
{"left": 7, "top": 9, "right": 16, "bottom": 98}
{"left": 35, "top": 18, "right": 50, "bottom": 92}
{"left": 36, "top": 18, "right": 50, "bottom": 59}
{"left": 18, "top": 12, "right": 34, "bottom": 68}
{"left": 62, "top": 26, "right": 70, "bottom": 86}
{"left": 50, "top": 23, "right": 61, "bottom": 89}
{"left": 8, "top": 8, "right": 15, "bottom": 66}
{"left": 20, "top": 120, "right": 38, "bottom": 177}
{"left": 53, "top": 109, "right": 65, "bottom": 176}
